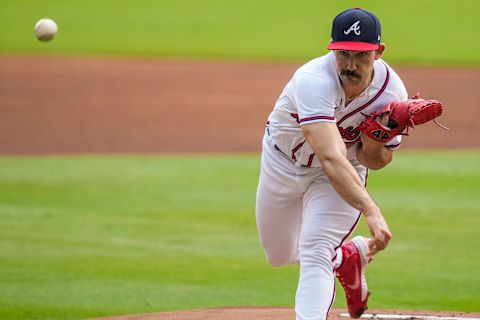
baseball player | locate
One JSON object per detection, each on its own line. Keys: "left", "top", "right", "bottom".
{"left": 256, "top": 8, "right": 406, "bottom": 320}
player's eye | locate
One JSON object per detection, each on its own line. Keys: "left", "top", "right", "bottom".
{"left": 339, "top": 50, "right": 349, "bottom": 56}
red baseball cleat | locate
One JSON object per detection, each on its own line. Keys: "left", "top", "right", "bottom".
{"left": 336, "top": 236, "right": 372, "bottom": 318}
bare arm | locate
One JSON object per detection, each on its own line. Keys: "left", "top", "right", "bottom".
{"left": 356, "top": 134, "right": 393, "bottom": 170}
{"left": 302, "top": 121, "right": 391, "bottom": 254}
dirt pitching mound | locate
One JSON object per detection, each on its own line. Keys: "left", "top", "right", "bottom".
{"left": 93, "top": 307, "right": 480, "bottom": 320}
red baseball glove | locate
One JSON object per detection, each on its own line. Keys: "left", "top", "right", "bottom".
{"left": 359, "top": 96, "right": 448, "bottom": 143}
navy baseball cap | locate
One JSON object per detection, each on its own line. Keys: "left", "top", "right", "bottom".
{"left": 327, "top": 8, "right": 381, "bottom": 51}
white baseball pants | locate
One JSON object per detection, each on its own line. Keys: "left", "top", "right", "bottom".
{"left": 256, "top": 134, "right": 367, "bottom": 320}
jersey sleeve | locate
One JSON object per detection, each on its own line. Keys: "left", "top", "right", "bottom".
{"left": 291, "top": 73, "right": 337, "bottom": 125}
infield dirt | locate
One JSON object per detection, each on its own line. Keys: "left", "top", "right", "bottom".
{"left": 1, "top": 55, "right": 479, "bottom": 154}
{"left": 94, "top": 307, "right": 480, "bottom": 320}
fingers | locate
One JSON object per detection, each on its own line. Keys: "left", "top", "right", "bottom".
{"left": 368, "top": 239, "right": 379, "bottom": 256}
{"left": 365, "top": 210, "right": 392, "bottom": 256}
{"left": 380, "top": 113, "right": 390, "bottom": 127}
{"left": 368, "top": 238, "right": 382, "bottom": 256}
{"left": 368, "top": 230, "right": 392, "bottom": 256}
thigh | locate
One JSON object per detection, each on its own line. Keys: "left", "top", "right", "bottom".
{"left": 299, "top": 179, "right": 361, "bottom": 264}
{"left": 255, "top": 137, "right": 304, "bottom": 266}
{"left": 256, "top": 197, "right": 302, "bottom": 266}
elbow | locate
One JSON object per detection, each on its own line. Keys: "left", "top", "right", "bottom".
{"left": 366, "top": 161, "right": 389, "bottom": 170}
{"left": 359, "top": 156, "right": 392, "bottom": 170}
{"left": 356, "top": 146, "right": 393, "bottom": 170}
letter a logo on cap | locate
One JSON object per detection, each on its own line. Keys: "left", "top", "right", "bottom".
{"left": 344, "top": 21, "right": 361, "bottom": 36}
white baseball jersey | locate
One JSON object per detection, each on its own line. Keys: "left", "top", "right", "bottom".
{"left": 267, "top": 51, "right": 408, "bottom": 168}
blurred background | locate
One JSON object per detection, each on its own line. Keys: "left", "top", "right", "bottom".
{"left": 1, "top": 0, "right": 479, "bottom": 153}
{"left": 0, "top": 1, "right": 479, "bottom": 319}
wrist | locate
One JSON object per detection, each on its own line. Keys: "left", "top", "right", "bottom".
{"left": 360, "top": 132, "right": 388, "bottom": 156}
{"left": 362, "top": 203, "right": 381, "bottom": 216}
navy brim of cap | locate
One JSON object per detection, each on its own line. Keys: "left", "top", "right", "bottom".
{"left": 328, "top": 41, "right": 379, "bottom": 51}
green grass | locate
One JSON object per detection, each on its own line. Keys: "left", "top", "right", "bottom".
{"left": 0, "top": 152, "right": 479, "bottom": 319}
{"left": 0, "top": 0, "right": 479, "bottom": 65}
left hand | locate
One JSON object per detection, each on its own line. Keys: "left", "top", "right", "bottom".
{"left": 359, "top": 96, "right": 446, "bottom": 143}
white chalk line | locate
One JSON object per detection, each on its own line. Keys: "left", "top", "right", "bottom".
{"left": 339, "top": 313, "right": 480, "bottom": 320}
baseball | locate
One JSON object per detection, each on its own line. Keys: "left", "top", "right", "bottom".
{"left": 34, "top": 18, "right": 58, "bottom": 41}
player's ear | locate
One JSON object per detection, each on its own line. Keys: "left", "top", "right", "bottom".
{"left": 374, "top": 44, "right": 386, "bottom": 60}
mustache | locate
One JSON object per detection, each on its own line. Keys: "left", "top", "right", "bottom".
{"left": 340, "top": 70, "right": 361, "bottom": 79}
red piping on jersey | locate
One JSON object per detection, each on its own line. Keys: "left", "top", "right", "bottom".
{"left": 307, "top": 153, "right": 315, "bottom": 166}
{"left": 336, "top": 62, "right": 390, "bottom": 126}
{"left": 290, "top": 113, "right": 300, "bottom": 124}
{"left": 327, "top": 281, "right": 337, "bottom": 317}
{"left": 291, "top": 140, "right": 306, "bottom": 160}
{"left": 332, "top": 212, "right": 362, "bottom": 269}
{"left": 331, "top": 171, "right": 367, "bottom": 267}
{"left": 299, "top": 115, "right": 336, "bottom": 123}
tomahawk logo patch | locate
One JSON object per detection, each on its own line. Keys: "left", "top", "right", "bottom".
{"left": 344, "top": 21, "right": 361, "bottom": 36}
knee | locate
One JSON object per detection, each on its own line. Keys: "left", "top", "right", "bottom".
{"left": 266, "top": 252, "right": 296, "bottom": 267}
{"left": 299, "top": 243, "right": 335, "bottom": 268}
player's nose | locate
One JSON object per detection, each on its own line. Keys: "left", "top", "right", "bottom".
{"left": 346, "top": 58, "right": 358, "bottom": 71}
